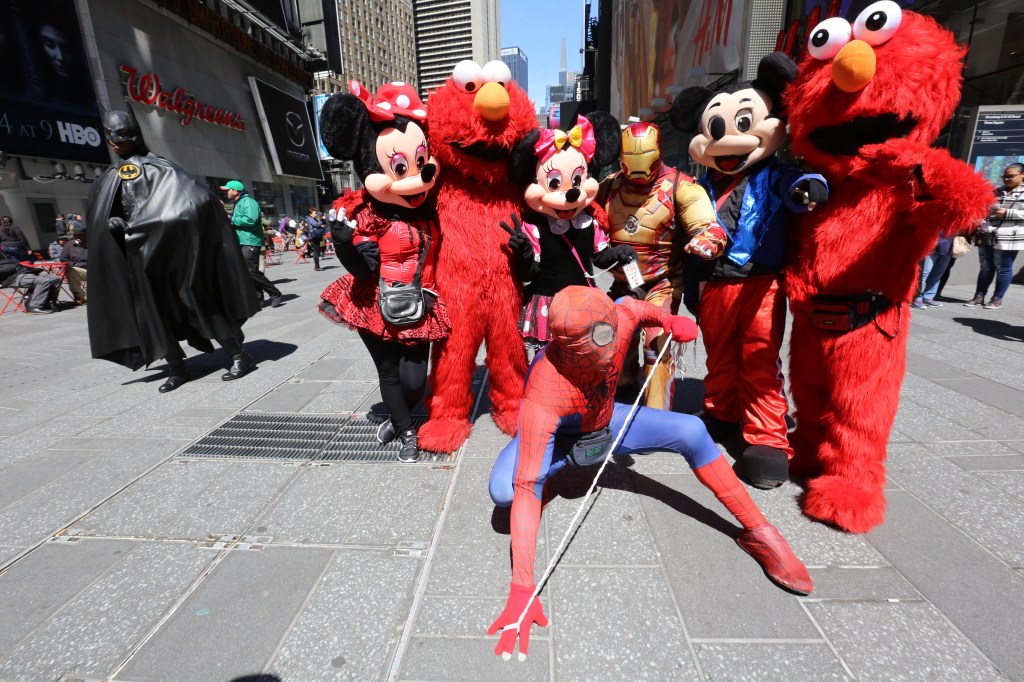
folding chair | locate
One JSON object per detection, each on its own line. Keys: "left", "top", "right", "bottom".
{"left": 294, "top": 243, "right": 310, "bottom": 264}
{"left": 0, "top": 286, "right": 28, "bottom": 316}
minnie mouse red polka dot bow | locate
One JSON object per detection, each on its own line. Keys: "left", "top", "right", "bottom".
{"left": 349, "top": 80, "right": 428, "bottom": 123}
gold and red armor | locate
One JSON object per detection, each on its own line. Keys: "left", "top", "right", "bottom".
{"left": 597, "top": 122, "right": 721, "bottom": 410}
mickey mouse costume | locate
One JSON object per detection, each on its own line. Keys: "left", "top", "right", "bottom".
{"left": 318, "top": 81, "right": 450, "bottom": 462}
{"left": 671, "top": 53, "right": 827, "bottom": 489}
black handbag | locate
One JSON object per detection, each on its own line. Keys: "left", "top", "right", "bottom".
{"left": 378, "top": 227, "right": 430, "bottom": 326}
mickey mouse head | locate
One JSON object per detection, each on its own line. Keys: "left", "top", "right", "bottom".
{"left": 319, "top": 81, "right": 439, "bottom": 209}
{"left": 671, "top": 53, "right": 798, "bottom": 175}
{"left": 509, "top": 112, "right": 621, "bottom": 221}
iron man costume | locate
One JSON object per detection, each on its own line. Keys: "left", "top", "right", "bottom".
{"left": 486, "top": 286, "right": 812, "bottom": 661}
{"left": 597, "top": 122, "right": 724, "bottom": 410}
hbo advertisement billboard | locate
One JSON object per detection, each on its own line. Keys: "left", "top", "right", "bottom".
{"left": 0, "top": 0, "right": 108, "bottom": 163}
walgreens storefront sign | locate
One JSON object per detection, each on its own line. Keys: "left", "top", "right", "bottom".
{"left": 120, "top": 64, "right": 246, "bottom": 131}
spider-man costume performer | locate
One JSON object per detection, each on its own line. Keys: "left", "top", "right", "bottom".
{"left": 486, "top": 286, "right": 812, "bottom": 661}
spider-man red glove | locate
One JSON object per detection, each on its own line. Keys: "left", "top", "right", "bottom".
{"left": 683, "top": 225, "right": 728, "bottom": 259}
{"left": 488, "top": 582, "right": 549, "bottom": 661}
{"left": 663, "top": 315, "right": 698, "bottom": 343}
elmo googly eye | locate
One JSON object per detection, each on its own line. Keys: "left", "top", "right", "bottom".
{"left": 807, "top": 17, "right": 852, "bottom": 61}
{"left": 482, "top": 60, "right": 512, "bottom": 88}
{"left": 853, "top": 1, "right": 902, "bottom": 46}
{"left": 452, "top": 60, "right": 484, "bottom": 93}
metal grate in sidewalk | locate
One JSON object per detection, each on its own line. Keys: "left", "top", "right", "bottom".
{"left": 177, "top": 412, "right": 439, "bottom": 462}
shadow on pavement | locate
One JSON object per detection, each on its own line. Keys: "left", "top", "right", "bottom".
{"left": 119, "top": 340, "right": 299, "bottom": 385}
{"left": 952, "top": 316, "right": 1024, "bottom": 342}
{"left": 490, "top": 459, "right": 738, "bottom": 539}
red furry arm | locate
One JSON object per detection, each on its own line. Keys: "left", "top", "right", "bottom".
{"left": 916, "top": 151, "right": 996, "bottom": 235}
{"left": 853, "top": 140, "right": 995, "bottom": 236}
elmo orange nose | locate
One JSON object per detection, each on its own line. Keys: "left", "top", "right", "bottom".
{"left": 832, "top": 40, "right": 876, "bottom": 92}
{"left": 474, "top": 82, "right": 510, "bottom": 121}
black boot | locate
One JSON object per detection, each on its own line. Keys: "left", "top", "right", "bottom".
{"left": 397, "top": 429, "right": 419, "bottom": 463}
{"left": 742, "top": 445, "right": 789, "bottom": 489}
{"left": 221, "top": 351, "right": 256, "bottom": 381}
{"left": 159, "top": 371, "right": 189, "bottom": 393}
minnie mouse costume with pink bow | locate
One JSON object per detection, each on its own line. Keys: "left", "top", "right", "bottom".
{"left": 505, "top": 113, "right": 634, "bottom": 343}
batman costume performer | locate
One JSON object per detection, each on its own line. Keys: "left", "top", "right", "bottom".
{"left": 86, "top": 110, "right": 261, "bottom": 392}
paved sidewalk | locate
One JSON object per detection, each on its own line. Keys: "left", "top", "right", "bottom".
{"left": 1, "top": 258, "right": 1022, "bottom": 681}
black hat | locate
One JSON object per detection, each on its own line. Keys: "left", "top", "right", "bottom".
{"left": 71, "top": 220, "right": 86, "bottom": 235}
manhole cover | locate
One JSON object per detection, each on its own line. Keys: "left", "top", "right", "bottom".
{"left": 178, "top": 412, "right": 443, "bottom": 462}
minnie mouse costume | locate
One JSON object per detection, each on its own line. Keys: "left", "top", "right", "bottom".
{"left": 317, "top": 81, "right": 449, "bottom": 462}
{"left": 505, "top": 113, "right": 633, "bottom": 344}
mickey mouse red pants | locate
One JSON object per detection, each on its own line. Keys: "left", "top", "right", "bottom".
{"left": 699, "top": 276, "right": 792, "bottom": 457}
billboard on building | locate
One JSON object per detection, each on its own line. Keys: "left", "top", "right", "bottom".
{"left": 249, "top": 78, "right": 324, "bottom": 180}
{"left": 313, "top": 93, "right": 332, "bottom": 160}
{"left": 964, "top": 105, "right": 1024, "bottom": 185}
{"left": 0, "top": 0, "right": 107, "bottom": 163}
{"left": 609, "top": 0, "right": 747, "bottom": 122}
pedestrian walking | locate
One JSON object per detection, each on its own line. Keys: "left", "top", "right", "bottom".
{"left": 221, "top": 180, "right": 284, "bottom": 308}
{"left": 306, "top": 206, "right": 325, "bottom": 270}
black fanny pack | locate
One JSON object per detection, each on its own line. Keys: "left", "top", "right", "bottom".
{"left": 557, "top": 427, "right": 615, "bottom": 467}
{"left": 810, "top": 292, "right": 894, "bottom": 334}
{"left": 379, "top": 228, "right": 431, "bottom": 327}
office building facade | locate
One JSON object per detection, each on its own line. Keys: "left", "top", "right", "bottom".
{"left": 501, "top": 46, "right": 528, "bottom": 94}
{"left": 335, "top": 0, "right": 417, "bottom": 89}
{"left": 413, "top": 0, "right": 500, "bottom": 97}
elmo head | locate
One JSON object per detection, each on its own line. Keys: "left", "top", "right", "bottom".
{"left": 427, "top": 59, "right": 539, "bottom": 185}
{"left": 786, "top": 1, "right": 966, "bottom": 178}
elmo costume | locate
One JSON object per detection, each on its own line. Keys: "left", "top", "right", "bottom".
{"left": 784, "top": 1, "right": 994, "bottom": 532}
{"left": 418, "top": 59, "right": 539, "bottom": 452}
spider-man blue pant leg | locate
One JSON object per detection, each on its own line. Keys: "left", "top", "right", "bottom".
{"left": 489, "top": 431, "right": 570, "bottom": 507}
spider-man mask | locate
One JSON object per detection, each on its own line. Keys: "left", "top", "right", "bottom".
{"left": 548, "top": 286, "right": 619, "bottom": 369}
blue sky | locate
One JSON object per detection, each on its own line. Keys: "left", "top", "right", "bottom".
{"left": 500, "top": 0, "right": 584, "bottom": 109}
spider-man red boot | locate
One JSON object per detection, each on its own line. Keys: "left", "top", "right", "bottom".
{"left": 693, "top": 456, "right": 813, "bottom": 595}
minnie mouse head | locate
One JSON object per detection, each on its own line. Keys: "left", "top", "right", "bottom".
{"left": 508, "top": 112, "right": 621, "bottom": 221}
{"left": 670, "top": 53, "right": 798, "bottom": 175}
{"left": 319, "top": 81, "right": 439, "bottom": 209}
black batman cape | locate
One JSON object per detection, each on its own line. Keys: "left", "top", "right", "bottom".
{"left": 86, "top": 153, "right": 261, "bottom": 370}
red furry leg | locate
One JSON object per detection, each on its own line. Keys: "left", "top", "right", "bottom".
{"left": 484, "top": 305, "right": 528, "bottom": 437}
{"left": 419, "top": 322, "right": 484, "bottom": 452}
{"left": 796, "top": 316, "right": 904, "bottom": 533}
{"left": 787, "top": 317, "right": 826, "bottom": 479}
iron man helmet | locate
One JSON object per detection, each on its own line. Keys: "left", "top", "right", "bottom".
{"left": 621, "top": 122, "right": 662, "bottom": 184}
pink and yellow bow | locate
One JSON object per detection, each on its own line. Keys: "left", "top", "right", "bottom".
{"left": 535, "top": 116, "right": 596, "bottom": 163}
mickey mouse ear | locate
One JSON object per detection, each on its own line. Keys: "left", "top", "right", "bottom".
{"left": 670, "top": 87, "right": 715, "bottom": 133}
{"left": 753, "top": 52, "right": 799, "bottom": 109}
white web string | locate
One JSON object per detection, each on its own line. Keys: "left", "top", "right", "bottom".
{"left": 508, "top": 337, "right": 678, "bottom": 637}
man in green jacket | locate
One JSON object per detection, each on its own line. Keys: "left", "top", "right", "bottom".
{"left": 222, "top": 180, "right": 283, "bottom": 308}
